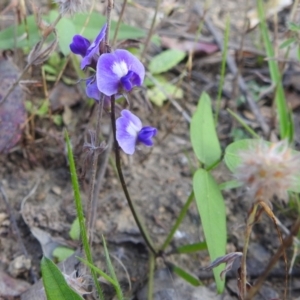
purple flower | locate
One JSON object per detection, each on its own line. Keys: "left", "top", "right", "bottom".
{"left": 96, "top": 49, "right": 145, "bottom": 96}
{"left": 86, "top": 77, "right": 111, "bottom": 110}
{"left": 116, "top": 110, "right": 157, "bottom": 155}
{"left": 70, "top": 23, "right": 107, "bottom": 69}
{"left": 70, "top": 35, "right": 90, "bottom": 57}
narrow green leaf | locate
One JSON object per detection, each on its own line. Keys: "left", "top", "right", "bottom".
{"left": 77, "top": 257, "right": 116, "bottom": 286}
{"left": 148, "top": 49, "right": 186, "bottom": 74}
{"left": 288, "top": 22, "right": 300, "bottom": 31}
{"left": 41, "top": 256, "right": 83, "bottom": 300}
{"left": 102, "top": 236, "right": 123, "bottom": 300}
{"left": 170, "top": 263, "right": 202, "bottom": 286}
{"left": 257, "top": 0, "right": 291, "bottom": 139}
{"left": 176, "top": 242, "right": 207, "bottom": 254}
{"left": 215, "top": 15, "right": 230, "bottom": 123}
{"left": 53, "top": 247, "right": 75, "bottom": 262}
{"left": 193, "top": 169, "right": 226, "bottom": 292}
{"left": 69, "top": 217, "right": 80, "bottom": 241}
{"left": 279, "top": 38, "right": 295, "bottom": 49}
{"left": 65, "top": 131, "right": 104, "bottom": 299}
{"left": 190, "top": 92, "right": 221, "bottom": 166}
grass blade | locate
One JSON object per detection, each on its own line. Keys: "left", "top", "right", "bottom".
{"left": 65, "top": 130, "right": 104, "bottom": 299}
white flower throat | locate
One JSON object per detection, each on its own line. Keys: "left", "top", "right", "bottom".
{"left": 112, "top": 60, "right": 128, "bottom": 78}
{"left": 127, "top": 121, "right": 141, "bottom": 137}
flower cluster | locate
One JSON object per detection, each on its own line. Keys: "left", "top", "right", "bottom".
{"left": 235, "top": 140, "right": 300, "bottom": 205}
{"left": 70, "top": 24, "right": 157, "bottom": 155}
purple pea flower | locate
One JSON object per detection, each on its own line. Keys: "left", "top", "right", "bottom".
{"left": 69, "top": 23, "right": 107, "bottom": 69}
{"left": 96, "top": 49, "right": 145, "bottom": 96}
{"left": 116, "top": 110, "right": 157, "bottom": 155}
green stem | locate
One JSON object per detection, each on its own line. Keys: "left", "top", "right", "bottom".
{"left": 161, "top": 191, "right": 194, "bottom": 250}
{"left": 110, "top": 95, "right": 157, "bottom": 256}
{"left": 65, "top": 131, "right": 104, "bottom": 300}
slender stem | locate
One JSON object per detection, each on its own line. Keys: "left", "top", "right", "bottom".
{"left": 105, "top": 0, "right": 114, "bottom": 48}
{"left": 87, "top": 95, "right": 105, "bottom": 243}
{"left": 141, "top": 0, "right": 160, "bottom": 60}
{"left": 161, "top": 191, "right": 194, "bottom": 250}
{"left": 240, "top": 203, "right": 258, "bottom": 299}
{"left": 112, "top": 0, "right": 128, "bottom": 46}
{"left": 147, "top": 252, "right": 155, "bottom": 300}
{"left": 110, "top": 95, "right": 157, "bottom": 255}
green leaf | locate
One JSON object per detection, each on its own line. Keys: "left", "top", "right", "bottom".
{"left": 41, "top": 256, "right": 83, "bottom": 300}
{"left": 147, "top": 83, "right": 183, "bottom": 106}
{"left": 36, "top": 100, "right": 49, "bottom": 116}
{"left": 148, "top": 49, "right": 186, "bottom": 74}
{"left": 69, "top": 217, "right": 80, "bottom": 241}
{"left": 52, "top": 114, "right": 63, "bottom": 126}
{"left": 102, "top": 236, "right": 123, "bottom": 300}
{"left": 288, "top": 22, "right": 300, "bottom": 31}
{"left": 257, "top": 0, "right": 291, "bottom": 140}
{"left": 53, "top": 247, "right": 75, "bottom": 262}
{"left": 224, "top": 139, "right": 257, "bottom": 172}
{"left": 193, "top": 169, "right": 226, "bottom": 292}
{"left": 279, "top": 38, "right": 295, "bottom": 49}
{"left": 72, "top": 12, "right": 145, "bottom": 41}
{"left": 0, "top": 11, "right": 145, "bottom": 52}
{"left": 170, "top": 263, "right": 202, "bottom": 286}
{"left": 176, "top": 242, "right": 207, "bottom": 254}
{"left": 49, "top": 11, "right": 77, "bottom": 56}
{"left": 78, "top": 257, "right": 116, "bottom": 286}
{"left": 0, "top": 15, "right": 41, "bottom": 50}
{"left": 65, "top": 131, "right": 104, "bottom": 299}
{"left": 190, "top": 92, "right": 221, "bottom": 167}
{"left": 219, "top": 180, "right": 242, "bottom": 191}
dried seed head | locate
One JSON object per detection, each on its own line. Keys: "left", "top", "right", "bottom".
{"left": 54, "top": 0, "right": 91, "bottom": 15}
{"left": 235, "top": 140, "right": 300, "bottom": 204}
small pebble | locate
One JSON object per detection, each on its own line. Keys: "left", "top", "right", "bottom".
{"left": 8, "top": 255, "right": 31, "bottom": 277}
{"left": 52, "top": 186, "right": 62, "bottom": 195}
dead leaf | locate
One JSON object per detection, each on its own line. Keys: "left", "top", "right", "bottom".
{"left": 0, "top": 58, "right": 26, "bottom": 153}
{"left": 161, "top": 36, "right": 218, "bottom": 54}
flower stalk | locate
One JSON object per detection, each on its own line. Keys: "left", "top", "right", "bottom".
{"left": 110, "top": 95, "right": 157, "bottom": 256}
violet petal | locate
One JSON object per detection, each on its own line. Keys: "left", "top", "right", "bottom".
{"left": 86, "top": 77, "right": 101, "bottom": 101}
{"left": 70, "top": 35, "right": 90, "bottom": 57}
{"left": 138, "top": 126, "right": 157, "bottom": 146}
{"left": 97, "top": 49, "right": 145, "bottom": 96}
{"left": 81, "top": 23, "right": 107, "bottom": 69}
{"left": 116, "top": 110, "right": 142, "bottom": 155}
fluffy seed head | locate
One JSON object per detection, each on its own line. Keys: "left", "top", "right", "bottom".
{"left": 55, "top": 0, "right": 90, "bottom": 15}
{"left": 235, "top": 140, "right": 300, "bottom": 204}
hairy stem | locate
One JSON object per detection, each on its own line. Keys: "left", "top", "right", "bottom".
{"left": 110, "top": 95, "right": 157, "bottom": 256}
{"left": 240, "top": 203, "right": 258, "bottom": 299}
{"left": 87, "top": 96, "right": 105, "bottom": 243}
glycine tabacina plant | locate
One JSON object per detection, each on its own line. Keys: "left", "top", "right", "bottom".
{"left": 70, "top": 23, "right": 157, "bottom": 154}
